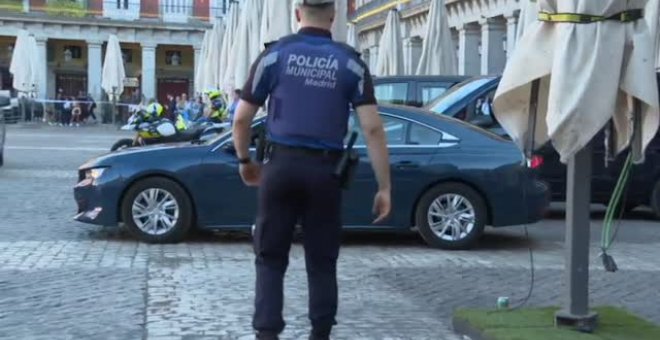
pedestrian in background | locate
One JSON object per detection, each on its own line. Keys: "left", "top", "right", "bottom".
{"left": 232, "top": 1, "right": 391, "bottom": 339}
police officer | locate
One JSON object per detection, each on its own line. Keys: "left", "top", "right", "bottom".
{"left": 207, "top": 90, "right": 229, "bottom": 123}
{"left": 232, "top": 1, "right": 391, "bottom": 339}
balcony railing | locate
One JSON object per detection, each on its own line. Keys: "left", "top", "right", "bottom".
{"left": 351, "top": 0, "right": 431, "bottom": 30}
{"left": 0, "top": 0, "right": 24, "bottom": 12}
{"left": 0, "top": 0, "right": 211, "bottom": 24}
{"left": 161, "top": 0, "right": 192, "bottom": 23}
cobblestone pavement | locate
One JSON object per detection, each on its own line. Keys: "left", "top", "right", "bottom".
{"left": 1, "top": 125, "right": 659, "bottom": 340}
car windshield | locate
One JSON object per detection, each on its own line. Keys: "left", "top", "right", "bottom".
{"left": 426, "top": 77, "right": 495, "bottom": 114}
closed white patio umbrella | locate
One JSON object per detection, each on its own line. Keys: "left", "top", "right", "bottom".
{"left": 194, "top": 30, "right": 211, "bottom": 94}
{"left": 102, "top": 34, "right": 126, "bottom": 124}
{"left": 375, "top": 9, "right": 403, "bottom": 77}
{"left": 415, "top": 0, "right": 457, "bottom": 76}
{"left": 495, "top": 0, "right": 658, "bottom": 164}
{"left": 346, "top": 23, "right": 358, "bottom": 49}
{"left": 102, "top": 34, "right": 126, "bottom": 101}
{"left": 291, "top": 0, "right": 300, "bottom": 33}
{"left": 645, "top": 0, "right": 660, "bottom": 69}
{"left": 493, "top": 0, "right": 658, "bottom": 331}
{"left": 516, "top": 0, "right": 539, "bottom": 42}
{"left": 201, "top": 20, "right": 224, "bottom": 91}
{"left": 219, "top": 2, "right": 240, "bottom": 92}
{"left": 331, "top": 0, "right": 348, "bottom": 42}
{"left": 230, "top": 0, "right": 263, "bottom": 91}
{"left": 260, "top": 0, "right": 292, "bottom": 48}
{"left": 10, "top": 30, "right": 35, "bottom": 95}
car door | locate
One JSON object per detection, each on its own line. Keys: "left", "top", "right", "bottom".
{"left": 196, "top": 123, "right": 264, "bottom": 226}
{"left": 341, "top": 113, "right": 446, "bottom": 227}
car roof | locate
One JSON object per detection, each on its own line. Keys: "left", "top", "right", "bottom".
{"left": 372, "top": 75, "right": 470, "bottom": 83}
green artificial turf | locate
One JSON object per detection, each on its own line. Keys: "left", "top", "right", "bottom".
{"left": 453, "top": 306, "right": 660, "bottom": 340}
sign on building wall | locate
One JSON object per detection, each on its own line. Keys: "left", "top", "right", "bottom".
{"left": 123, "top": 77, "right": 139, "bottom": 87}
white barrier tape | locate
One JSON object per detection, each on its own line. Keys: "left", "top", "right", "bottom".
{"left": 25, "top": 98, "right": 141, "bottom": 108}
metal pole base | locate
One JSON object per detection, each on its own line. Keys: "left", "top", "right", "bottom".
{"left": 558, "top": 143, "right": 598, "bottom": 333}
{"left": 555, "top": 310, "right": 599, "bottom": 333}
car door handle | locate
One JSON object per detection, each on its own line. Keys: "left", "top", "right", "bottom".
{"left": 395, "top": 161, "right": 419, "bottom": 169}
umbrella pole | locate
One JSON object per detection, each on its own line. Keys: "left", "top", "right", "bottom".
{"left": 550, "top": 89, "right": 598, "bottom": 330}
{"left": 525, "top": 80, "right": 598, "bottom": 332}
{"left": 112, "top": 87, "right": 117, "bottom": 126}
{"left": 555, "top": 142, "right": 598, "bottom": 332}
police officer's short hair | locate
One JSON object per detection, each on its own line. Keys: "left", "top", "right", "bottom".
{"left": 297, "top": 0, "right": 335, "bottom": 22}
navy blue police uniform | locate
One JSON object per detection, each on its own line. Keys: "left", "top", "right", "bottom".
{"left": 240, "top": 26, "right": 376, "bottom": 338}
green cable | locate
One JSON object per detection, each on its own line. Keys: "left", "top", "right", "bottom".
{"left": 601, "top": 152, "right": 633, "bottom": 251}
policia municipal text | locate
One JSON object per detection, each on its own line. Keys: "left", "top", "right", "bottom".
{"left": 231, "top": 1, "right": 391, "bottom": 339}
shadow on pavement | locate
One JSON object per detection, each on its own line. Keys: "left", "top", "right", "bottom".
{"left": 544, "top": 207, "right": 657, "bottom": 221}
{"left": 82, "top": 225, "right": 535, "bottom": 251}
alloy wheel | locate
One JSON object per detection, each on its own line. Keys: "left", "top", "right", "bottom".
{"left": 131, "top": 188, "right": 180, "bottom": 236}
{"left": 427, "top": 194, "right": 476, "bottom": 242}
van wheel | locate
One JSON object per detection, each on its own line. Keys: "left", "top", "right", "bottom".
{"left": 415, "top": 183, "right": 487, "bottom": 250}
{"left": 121, "top": 177, "right": 193, "bottom": 243}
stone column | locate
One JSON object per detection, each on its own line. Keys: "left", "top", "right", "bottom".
{"left": 505, "top": 14, "right": 518, "bottom": 58}
{"left": 87, "top": 40, "right": 103, "bottom": 100}
{"left": 141, "top": 42, "right": 157, "bottom": 101}
{"left": 457, "top": 24, "right": 480, "bottom": 76}
{"left": 193, "top": 45, "right": 201, "bottom": 94}
{"left": 34, "top": 37, "right": 48, "bottom": 99}
{"left": 403, "top": 36, "right": 423, "bottom": 75}
{"left": 480, "top": 18, "right": 507, "bottom": 75}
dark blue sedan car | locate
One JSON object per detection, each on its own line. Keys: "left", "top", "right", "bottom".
{"left": 74, "top": 105, "right": 549, "bottom": 250}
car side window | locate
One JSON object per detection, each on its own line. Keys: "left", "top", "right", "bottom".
{"left": 418, "top": 82, "right": 449, "bottom": 106}
{"left": 347, "top": 113, "right": 407, "bottom": 146}
{"left": 409, "top": 123, "right": 443, "bottom": 145}
{"left": 374, "top": 82, "right": 408, "bottom": 105}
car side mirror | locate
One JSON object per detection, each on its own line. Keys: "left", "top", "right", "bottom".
{"left": 0, "top": 96, "right": 9, "bottom": 107}
{"left": 470, "top": 115, "right": 494, "bottom": 128}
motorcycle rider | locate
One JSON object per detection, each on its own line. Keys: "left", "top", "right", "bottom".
{"left": 139, "top": 102, "right": 165, "bottom": 124}
{"left": 207, "top": 90, "right": 228, "bottom": 123}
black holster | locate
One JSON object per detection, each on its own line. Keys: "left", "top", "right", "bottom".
{"left": 334, "top": 131, "right": 359, "bottom": 190}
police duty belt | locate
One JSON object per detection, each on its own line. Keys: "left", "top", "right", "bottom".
{"left": 538, "top": 9, "right": 643, "bottom": 24}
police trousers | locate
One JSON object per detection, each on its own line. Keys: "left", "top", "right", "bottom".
{"left": 252, "top": 145, "right": 343, "bottom": 335}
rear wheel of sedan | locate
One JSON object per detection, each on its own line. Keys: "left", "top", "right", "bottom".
{"left": 121, "top": 177, "right": 193, "bottom": 243}
{"left": 415, "top": 182, "right": 487, "bottom": 250}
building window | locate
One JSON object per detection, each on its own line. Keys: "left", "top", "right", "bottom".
{"left": 63, "top": 46, "right": 82, "bottom": 60}
{"left": 116, "top": 0, "right": 129, "bottom": 10}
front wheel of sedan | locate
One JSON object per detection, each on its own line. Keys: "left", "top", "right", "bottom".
{"left": 415, "top": 182, "right": 487, "bottom": 250}
{"left": 121, "top": 177, "right": 193, "bottom": 243}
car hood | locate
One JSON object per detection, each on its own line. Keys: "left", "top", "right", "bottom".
{"left": 78, "top": 142, "right": 211, "bottom": 169}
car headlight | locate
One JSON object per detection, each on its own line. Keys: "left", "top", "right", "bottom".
{"left": 85, "top": 168, "right": 106, "bottom": 180}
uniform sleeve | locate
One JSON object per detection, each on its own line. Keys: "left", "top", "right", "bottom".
{"left": 348, "top": 58, "right": 377, "bottom": 108}
{"left": 241, "top": 48, "right": 280, "bottom": 106}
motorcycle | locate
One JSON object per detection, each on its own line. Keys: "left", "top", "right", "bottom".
{"left": 110, "top": 112, "right": 229, "bottom": 151}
